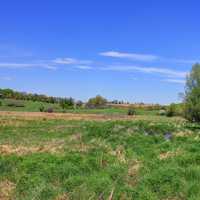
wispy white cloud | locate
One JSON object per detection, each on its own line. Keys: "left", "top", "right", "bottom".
{"left": 100, "top": 65, "right": 188, "bottom": 78}
{"left": 0, "top": 57, "right": 92, "bottom": 71}
{"left": 52, "top": 58, "right": 92, "bottom": 65}
{"left": 52, "top": 58, "right": 78, "bottom": 64}
{"left": 166, "top": 58, "right": 200, "bottom": 64}
{"left": 100, "top": 51, "right": 200, "bottom": 64}
{"left": 100, "top": 51, "right": 158, "bottom": 61}
{"left": 163, "top": 79, "right": 185, "bottom": 84}
{"left": 0, "top": 76, "right": 13, "bottom": 81}
{"left": 75, "top": 65, "right": 93, "bottom": 70}
{"left": 0, "top": 63, "right": 57, "bottom": 70}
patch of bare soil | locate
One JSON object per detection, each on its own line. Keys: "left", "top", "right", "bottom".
{"left": 0, "top": 111, "right": 133, "bottom": 121}
{"left": 0, "top": 180, "right": 15, "bottom": 200}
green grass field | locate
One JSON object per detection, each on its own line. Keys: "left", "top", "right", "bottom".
{"left": 0, "top": 99, "right": 158, "bottom": 116}
{"left": 0, "top": 111, "right": 200, "bottom": 200}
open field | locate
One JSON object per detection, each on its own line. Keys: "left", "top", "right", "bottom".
{"left": 0, "top": 111, "right": 200, "bottom": 200}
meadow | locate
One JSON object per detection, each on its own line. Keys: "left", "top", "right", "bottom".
{"left": 0, "top": 109, "right": 200, "bottom": 200}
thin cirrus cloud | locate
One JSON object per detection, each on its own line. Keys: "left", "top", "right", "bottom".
{"left": 0, "top": 76, "right": 13, "bottom": 81}
{"left": 0, "top": 57, "right": 92, "bottom": 70}
{"left": 100, "top": 51, "right": 200, "bottom": 64}
{"left": 164, "top": 79, "right": 186, "bottom": 84}
{"left": 100, "top": 65, "right": 188, "bottom": 78}
{"left": 0, "top": 63, "right": 57, "bottom": 70}
{"left": 52, "top": 58, "right": 92, "bottom": 65}
{"left": 75, "top": 65, "right": 93, "bottom": 70}
{"left": 100, "top": 51, "right": 158, "bottom": 61}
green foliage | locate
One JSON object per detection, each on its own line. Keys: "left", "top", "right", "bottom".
{"left": 0, "top": 101, "right": 2, "bottom": 106}
{"left": 158, "top": 109, "right": 167, "bottom": 116}
{"left": 184, "top": 63, "right": 200, "bottom": 122}
{"left": 6, "top": 99, "right": 25, "bottom": 107}
{"left": 166, "top": 103, "right": 183, "bottom": 117}
{"left": 166, "top": 103, "right": 177, "bottom": 117}
{"left": 127, "top": 108, "right": 136, "bottom": 115}
{"left": 75, "top": 100, "right": 83, "bottom": 108}
{"left": 39, "top": 105, "right": 45, "bottom": 112}
{"left": 59, "top": 98, "right": 74, "bottom": 109}
{"left": 0, "top": 88, "right": 68, "bottom": 104}
{"left": 45, "top": 107, "right": 54, "bottom": 113}
{"left": 86, "top": 95, "right": 107, "bottom": 109}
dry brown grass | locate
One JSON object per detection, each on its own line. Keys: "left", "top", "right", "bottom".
{"left": 128, "top": 160, "right": 140, "bottom": 177}
{"left": 0, "top": 180, "right": 15, "bottom": 200}
{"left": 110, "top": 146, "right": 127, "bottom": 163}
{"left": 0, "top": 118, "right": 27, "bottom": 127}
{"left": 159, "top": 149, "right": 181, "bottom": 160}
{"left": 55, "top": 193, "right": 69, "bottom": 200}
{"left": 0, "top": 140, "right": 65, "bottom": 155}
{"left": 175, "top": 130, "right": 193, "bottom": 137}
{"left": 0, "top": 111, "right": 133, "bottom": 121}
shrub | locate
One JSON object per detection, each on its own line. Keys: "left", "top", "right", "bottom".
{"left": 127, "top": 108, "right": 136, "bottom": 116}
{"left": 86, "top": 95, "right": 107, "bottom": 109}
{"left": 39, "top": 105, "right": 45, "bottom": 112}
{"left": 158, "top": 109, "right": 167, "bottom": 116}
{"left": 76, "top": 100, "right": 83, "bottom": 108}
{"left": 6, "top": 100, "right": 25, "bottom": 107}
{"left": 46, "top": 107, "right": 53, "bottom": 113}
{"left": 166, "top": 103, "right": 177, "bottom": 117}
{"left": 59, "top": 98, "right": 74, "bottom": 109}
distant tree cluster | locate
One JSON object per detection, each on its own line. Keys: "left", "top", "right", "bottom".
{"left": 0, "top": 88, "right": 72, "bottom": 104}
{"left": 110, "top": 100, "right": 130, "bottom": 104}
{"left": 86, "top": 95, "right": 107, "bottom": 109}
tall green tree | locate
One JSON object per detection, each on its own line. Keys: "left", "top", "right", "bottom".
{"left": 86, "top": 95, "right": 107, "bottom": 108}
{"left": 184, "top": 63, "right": 200, "bottom": 122}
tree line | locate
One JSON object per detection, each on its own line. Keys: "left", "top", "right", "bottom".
{"left": 0, "top": 88, "right": 74, "bottom": 104}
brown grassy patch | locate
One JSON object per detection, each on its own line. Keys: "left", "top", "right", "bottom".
{"left": 0, "top": 118, "right": 26, "bottom": 127}
{"left": 69, "top": 133, "right": 82, "bottom": 142}
{"left": 0, "top": 140, "right": 65, "bottom": 155}
{"left": 0, "top": 111, "right": 133, "bottom": 121}
{"left": 175, "top": 130, "right": 193, "bottom": 137}
{"left": 110, "top": 146, "right": 126, "bottom": 163}
{"left": 128, "top": 160, "right": 140, "bottom": 177}
{"left": 126, "top": 160, "right": 140, "bottom": 187}
{"left": 55, "top": 193, "right": 69, "bottom": 200}
{"left": 0, "top": 180, "right": 15, "bottom": 200}
{"left": 159, "top": 149, "right": 181, "bottom": 160}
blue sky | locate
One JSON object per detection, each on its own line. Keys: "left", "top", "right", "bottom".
{"left": 0, "top": 0, "right": 200, "bottom": 104}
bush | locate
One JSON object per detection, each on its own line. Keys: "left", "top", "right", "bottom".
{"left": 76, "top": 100, "right": 83, "bottom": 108}
{"left": 166, "top": 103, "right": 177, "bottom": 117}
{"left": 6, "top": 100, "right": 25, "bottom": 107}
{"left": 46, "top": 107, "right": 53, "bottom": 113}
{"left": 158, "top": 109, "right": 167, "bottom": 116}
{"left": 127, "top": 108, "right": 136, "bottom": 116}
{"left": 39, "top": 105, "right": 45, "bottom": 112}
{"left": 59, "top": 98, "right": 74, "bottom": 109}
{"left": 86, "top": 95, "right": 107, "bottom": 109}
{"left": 0, "top": 101, "right": 2, "bottom": 106}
